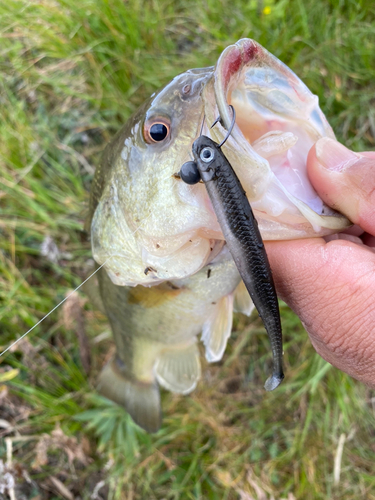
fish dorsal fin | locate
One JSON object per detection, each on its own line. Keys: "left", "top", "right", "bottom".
{"left": 202, "top": 294, "right": 234, "bottom": 362}
{"left": 97, "top": 358, "right": 161, "bottom": 433}
{"left": 155, "top": 342, "right": 201, "bottom": 395}
{"left": 233, "top": 280, "right": 255, "bottom": 317}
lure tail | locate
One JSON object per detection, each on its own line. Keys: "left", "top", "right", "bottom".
{"left": 264, "top": 372, "right": 284, "bottom": 391}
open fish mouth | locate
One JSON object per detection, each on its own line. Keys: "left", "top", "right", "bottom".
{"left": 91, "top": 39, "right": 350, "bottom": 287}
{"left": 203, "top": 39, "right": 350, "bottom": 236}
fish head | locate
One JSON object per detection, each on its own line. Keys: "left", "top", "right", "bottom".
{"left": 91, "top": 67, "right": 224, "bottom": 286}
{"left": 91, "top": 39, "right": 351, "bottom": 287}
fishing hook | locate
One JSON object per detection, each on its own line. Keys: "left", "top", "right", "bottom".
{"left": 177, "top": 105, "right": 236, "bottom": 184}
{"left": 199, "top": 114, "right": 206, "bottom": 137}
{"left": 210, "top": 105, "right": 236, "bottom": 148}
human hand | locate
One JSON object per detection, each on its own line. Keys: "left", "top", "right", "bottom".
{"left": 266, "top": 138, "right": 375, "bottom": 386}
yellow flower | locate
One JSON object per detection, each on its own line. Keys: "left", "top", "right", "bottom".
{"left": 263, "top": 6, "right": 271, "bottom": 15}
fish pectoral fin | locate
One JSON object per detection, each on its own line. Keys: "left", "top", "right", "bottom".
{"left": 97, "top": 359, "right": 161, "bottom": 433}
{"left": 233, "top": 280, "right": 255, "bottom": 317}
{"left": 202, "top": 294, "right": 234, "bottom": 362}
{"left": 155, "top": 342, "right": 201, "bottom": 395}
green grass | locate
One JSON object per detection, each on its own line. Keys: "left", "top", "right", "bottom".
{"left": 1, "top": 0, "right": 375, "bottom": 498}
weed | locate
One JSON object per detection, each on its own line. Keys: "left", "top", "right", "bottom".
{"left": 1, "top": 1, "right": 375, "bottom": 498}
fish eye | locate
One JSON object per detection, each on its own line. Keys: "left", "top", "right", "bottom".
{"left": 143, "top": 118, "right": 171, "bottom": 144}
{"left": 150, "top": 123, "right": 168, "bottom": 141}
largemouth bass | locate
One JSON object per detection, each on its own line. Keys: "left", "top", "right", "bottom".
{"left": 88, "top": 39, "right": 350, "bottom": 432}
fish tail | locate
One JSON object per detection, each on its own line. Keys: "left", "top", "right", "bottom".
{"left": 97, "top": 358, "right": 161, "bottom": 433}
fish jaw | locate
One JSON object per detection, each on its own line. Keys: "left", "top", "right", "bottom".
{"left": 203, "top": 38, "right": 351, "bottom": 238}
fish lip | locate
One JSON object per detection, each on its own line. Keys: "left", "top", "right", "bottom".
{"left": 208, "top": 38, "right": 291, "bottom": 146}
{"left": 213, "top": 39, "right": 301, "bottom": 128}
{"left": 213, "top": 39, "right": 261, "bottom": 131}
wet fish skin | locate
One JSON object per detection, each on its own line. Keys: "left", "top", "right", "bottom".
{"left": 191, "top": 135, "right": 284, "bottom": 391}
{"left": 88, "top": 65, "right": 251, "bottom": 433}
{"left": 96, "top": 251, "right": 242, "bottom": 433}
{"left": 89, "top": 67, "right": 219, "bottom": 287}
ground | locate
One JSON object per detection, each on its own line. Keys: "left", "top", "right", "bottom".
{"left": 0, "top": 0, "right": 375, "bottom": 498}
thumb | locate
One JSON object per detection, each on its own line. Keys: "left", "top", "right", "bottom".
{"left": 308, "top": 138, "right": 375, "bottom": 235}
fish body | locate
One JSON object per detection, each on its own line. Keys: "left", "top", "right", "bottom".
{"left": 191, "top": 135, "right": 283, "bottom": 391}
{"left": 97, "top": 249, "right": 242, "bottom": 432}
{"left": 89, "top": 39, "right": 351, "bottom": 431}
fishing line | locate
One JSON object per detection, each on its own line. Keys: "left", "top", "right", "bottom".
{"left": 0, "top": 260, "right": 108, "bottom": 357}
{"left": 0, "top": 176, "right": 178, "bottom": 358}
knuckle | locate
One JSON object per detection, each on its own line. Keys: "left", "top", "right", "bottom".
{"left": 299, "top": 249, "right": 375, "bottom": 382}
{"left": 309, "top": 289, "right": 375, "bottom": 382}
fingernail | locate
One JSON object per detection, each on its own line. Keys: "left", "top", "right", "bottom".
{"left": 315, "top": 137, "right": 359, "bottom": 172}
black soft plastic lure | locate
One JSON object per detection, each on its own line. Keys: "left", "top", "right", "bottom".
{"left": 180, "top": 133, "right": 284, "bottom": 391}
